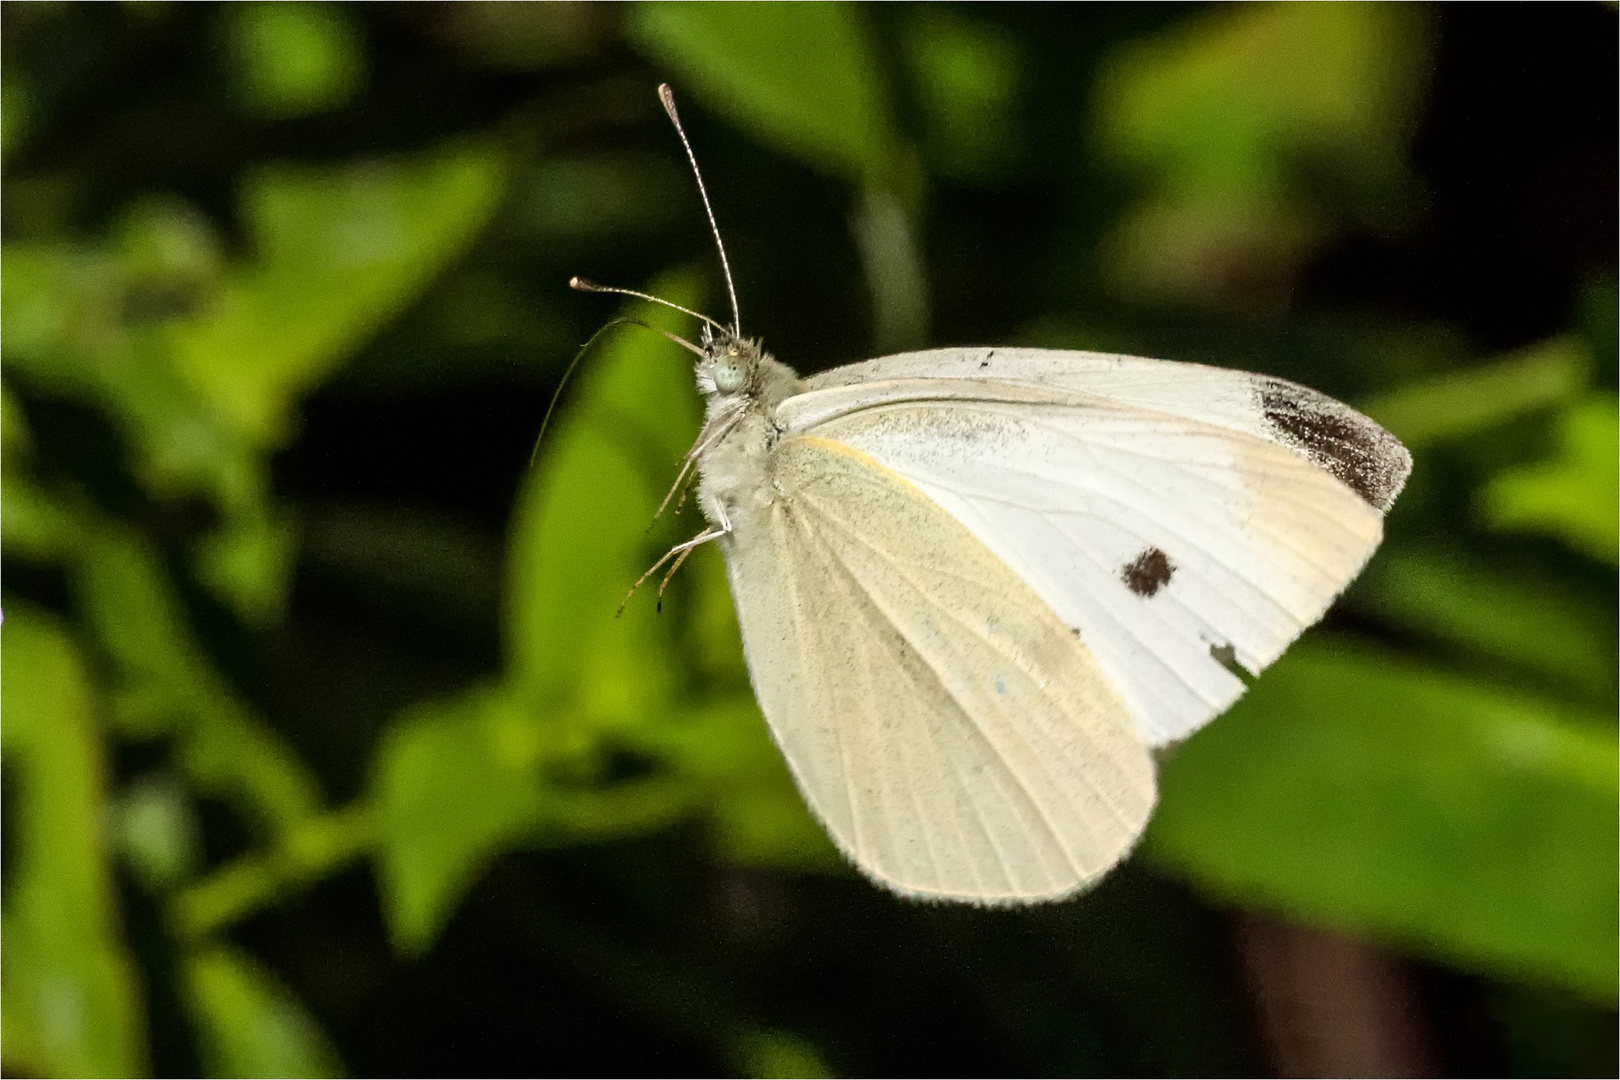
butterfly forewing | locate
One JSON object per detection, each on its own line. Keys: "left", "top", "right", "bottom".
{"left": 778, "top": 349, "right": 1409, "bottom": 748}
{"left": 801, "top": 346, "right": 1409, "bottom": 517}
{"left": 721, "top": 435, "right": 1156, "bottom": 903}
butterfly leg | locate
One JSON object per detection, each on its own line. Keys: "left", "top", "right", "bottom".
{"left": 652, "top": 404, "right": 746, "bottom": 523}
{"left": 709, "top": 496, "right": 733, "bottom": 533}
{"left": 651, "top": 459, "right": 699, "bottom": 525}
{"left": 654, "top": 547, "right": 699, "bottom": 609}
{"left": 617, "top": 525, "right": 727, "bottom": 616}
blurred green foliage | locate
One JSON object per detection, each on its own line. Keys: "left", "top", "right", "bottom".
{"left": 378, "top": 272, "right": 835, "bottom": 952}
{"left": 2, "top": 2, "right": 1614, "bottom": 1076}
{"left": 631, "top": 4, "right": 930, "bottom": 351}
{"left": 1149, "top": 640, "right": 1616, "bottom": 999}
{"left": 1483, "top": 393, "right": 1620, "bottom": 565}
{"left": 1095, "top": 2, "right": 1430, "bottom": 309}
{"left": 899, "top": 8, "right": 1023, "bottom": 182}
{"left": 226, "top": 2, "right": 365, "bottom": 119}
{"left": 631, "top": 4, "right": 899, "bottom": 187}
{"left": 3, "top": 610, "right": 146, "bottom": 1077}
{"left": 183, "top": 944, "right": 342, "bottom": 1077}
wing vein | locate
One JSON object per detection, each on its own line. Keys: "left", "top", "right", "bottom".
{"left": 800, "top": 485, "right": 1130, "bottom": 875}
{"left": 770, "top": 504, "right": 866, "bottom": 856}
{"left": 796, "top": 504, "right": 999, "bottom": 893}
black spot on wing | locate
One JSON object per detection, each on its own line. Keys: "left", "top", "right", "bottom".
{"left": 1121, "top": 547, "right": 1174, "bottom": 597}
{"left": 1257, "top": 378, "right": 1411, "bottom": 511}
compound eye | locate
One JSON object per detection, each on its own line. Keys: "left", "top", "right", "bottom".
{"left": 713, "top": 359, "right": 746, "bottom": 394}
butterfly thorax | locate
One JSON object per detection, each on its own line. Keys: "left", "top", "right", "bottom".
{"left": 691, "top": 328, "right": 803, "bottom": 536}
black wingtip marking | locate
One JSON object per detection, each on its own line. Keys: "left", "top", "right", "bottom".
{"left": 1122, "top": 547, "right": 1174, "bottom": 597}
{"left": 1257, "top": 379, "right": 1411, "bottom": 511}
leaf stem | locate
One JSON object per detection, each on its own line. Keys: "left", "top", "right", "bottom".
{"left": 170, "top": 801, "right": 377, "bottom": 940}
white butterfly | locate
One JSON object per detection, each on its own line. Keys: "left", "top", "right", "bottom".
{"left": 575, "top": 86, "right": 1411, "bottom": 905}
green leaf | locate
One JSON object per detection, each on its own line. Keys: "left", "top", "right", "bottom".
{"left": 630, "top": 697, "right": 839, "bottom": 873}
{"left": 112, "top": 772, "right": 203, "bottom": 893}
{"left": 170, "top": 805, "right": 376, "bottom": 942}
{"left": 1481, "top": 393, "right": 1619, "bottom": 566}
{"left": 373, "top": 686, "right": 547, "bottom": 952}
{"left": 193, "top": 509, "right": 300, "bottom": 625}
{"left": 1099, "top": 3, "right": 1430, "bottom": 188}
{"left": 378, "top": 272, "right": 753, "bottom": 950}
{"left": 1, "top": 237, "right": 262, "bottom": 522}
{"left": 505, "top": 270, "right": 703, "bottom": 713}
{"left": 0, "top": 473, "right": 78, "bottom": 561}
{"left": 628, "top": 1, "right": 897, "bottom": 185}
{"left": 73, "top": 525, "right": 323, "bottom": 832}
{"left": 184, "top": 945, "right": 343, "bottom": 1078}
{"left": 373, "top": 684, "right": 696, "bottom": 952}
{"left": 2, "top": 151, "right": 504, "bottom": 620}
{"left": 1, "top": 386, "right": 82, "bottom": 560}
{"left": 1362, "top": 335, "right": 1591, "bottom": 447}
{"left": 681, "top": 540, "right": 751, "bottom": 684}
{"left": 1, "top": 606, "right": 147, "bottom": 1078}
{"left": 899, "top": 8, "right": 1024, "bottom": 181}
{"left": 226, "top": 1, "right": 365, "bottom": 119}
{"left": 738, "top": 1029, "right": 835, "bottom": 1079}
{"left": 1147, "top": 640, "right": 1618, "bottom": 1001}
{"left": 1349, "top": 545, "right": 1617, "bottom": 701}
{"left": 0, "top": 242, "right": 111, "bottom": 365}
{"left": 170, "top": 144, "right": 508, "bottom": 445}
{"left": 1095, "top": 3, "right": 1431, "bottom": 304}
{"left": 505, "top": 406, "right": 664, "bottom": 720}
{"left": 625, "top": 5, "right": 928, "bottom": 349}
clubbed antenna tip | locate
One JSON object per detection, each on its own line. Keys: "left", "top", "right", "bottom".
{"left": 657, "top": 84, "right": 741, "bottom": 336}
{"left": 568, "top": 276, "right": 725, "bottom": 332}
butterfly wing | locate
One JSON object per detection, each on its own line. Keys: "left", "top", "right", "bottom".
{"left": 721, "top": 434, "right": 1155, "bottom": 903}
{"left": 777, "top": 348, "right": 1411, "bottom": 747}
{"left": 800, "top": 347, "right": 1408, "bottom": 513}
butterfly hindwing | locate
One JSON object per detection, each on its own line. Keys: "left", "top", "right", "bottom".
{"left": 720, "top": 435, "right": 1156, "bottom": 903}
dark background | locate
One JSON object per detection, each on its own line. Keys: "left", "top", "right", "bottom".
{"left": 4, "top": 4, "right": 1615, "bottom": 1076}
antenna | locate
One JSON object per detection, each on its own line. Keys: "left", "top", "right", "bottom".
{"left": 658, "top": 83, "right": 741, "bottom": 335}
{"left": 569, "top": 277, "right": 726, "bottom": 333}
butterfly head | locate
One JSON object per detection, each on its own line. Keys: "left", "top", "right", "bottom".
{"left": 696, "top": 324, "right": 765, "bottom": 400}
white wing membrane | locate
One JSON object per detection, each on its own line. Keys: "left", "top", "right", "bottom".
{"left": 721, "top": 436, "right": 1155, "bottom": 902}
{"left": 803, "top": 347, "right": 1410, "bottom": 513}
{"left": 778, "top": 349, "right": 1410, "bottom": 747}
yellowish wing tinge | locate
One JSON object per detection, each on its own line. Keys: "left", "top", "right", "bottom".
{"left": 721, "top": 435, "right": 1156, "bottom": 904}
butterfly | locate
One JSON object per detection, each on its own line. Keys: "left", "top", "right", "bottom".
{"left": 572, "top": 85, "right": 1411, "bottom": 905}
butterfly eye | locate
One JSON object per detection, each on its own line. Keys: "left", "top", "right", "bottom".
{"left": 712, "top": 357, "right": 746, "bottom": 394}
